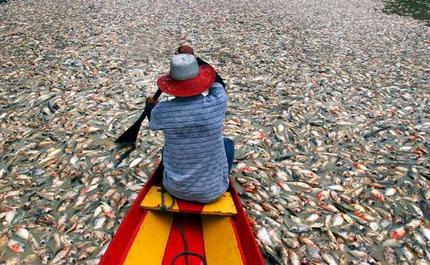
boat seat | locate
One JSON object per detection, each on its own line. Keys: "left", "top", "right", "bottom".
{"left": 140, "top": 186, "right": 237, "bottom": 216}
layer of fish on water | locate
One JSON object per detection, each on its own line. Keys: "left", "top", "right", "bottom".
{"left": 0, "top": 0, "right": 429, "bottom": 264}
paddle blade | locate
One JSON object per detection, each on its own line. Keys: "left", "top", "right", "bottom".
{"left": 114, "top": 89, "right": 161, "bottom": 145}
{"left": 114, "top": 110, "right": 147, "bottom": 144}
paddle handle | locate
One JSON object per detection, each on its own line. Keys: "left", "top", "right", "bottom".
{"left": 114, "top": 89, "right": 163, "bottom": 144}
{"left": 153, "top": 89, "right": 162, "bottom": 100}
{"left": 138, "top": 89, "right": 161, "bottom": 123}
{"left": 139, "top": 89, "right": 162, "bottom": 123}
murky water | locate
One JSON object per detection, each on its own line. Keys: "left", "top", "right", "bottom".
{"left": 383, "top": 0, "right": 430, "bottom": 25}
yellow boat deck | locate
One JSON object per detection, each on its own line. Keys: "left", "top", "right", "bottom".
{"left": 140, "top": 186, "right": 237, "bottom": 216}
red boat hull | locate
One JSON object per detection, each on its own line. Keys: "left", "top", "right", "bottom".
{"left": 99, "top": 165, "right": 264, "bottom": 265}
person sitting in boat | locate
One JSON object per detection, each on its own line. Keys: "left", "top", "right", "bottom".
{"left": 144, "top": 45, "right": 233, "bottom": 203}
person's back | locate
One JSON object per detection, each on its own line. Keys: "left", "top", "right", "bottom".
{"left": 146, "top": 51, "right": 234, "bottom": 203}
{"left": 150, "top": 83, "right": 228, "bottom": 203}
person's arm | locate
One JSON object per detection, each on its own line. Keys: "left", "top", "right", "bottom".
{"left": 145, "top": 97, "right": 163, "bottom": 130}
{"left": 145, "top": 97, "right": 158, "bottom": 122}
{"left": 207, "top": 82, "right": 227, "bottom": 101}
{"left": 145, "top": 103, "right": 156, "bottom": 122}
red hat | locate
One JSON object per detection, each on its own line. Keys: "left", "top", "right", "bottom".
{"left": 157, "top": 54, "right": 216, "bottom": 97}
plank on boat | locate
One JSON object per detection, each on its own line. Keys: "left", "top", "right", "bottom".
{"left": 140, "top": 186, "right": 237, "bottom": 216}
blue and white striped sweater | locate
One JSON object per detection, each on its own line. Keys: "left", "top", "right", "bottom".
{"left": 149, "top": 82, "right": 228, "bottom": 203}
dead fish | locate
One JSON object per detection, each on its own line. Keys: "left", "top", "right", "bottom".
{"left": 94, "top": 217, "right": 106, "bottom": 229}
{"left": 419, "top": 227, "right": 430, "bottom": 242}
{"left": 21, "top": 254, "right": 38, "bottom": 264}
{"left": 257, "top": 227, "right": 273, "bottom": 246}
{"left": 401, "top": 246, "right": 415, "bottom": 263}
{"left": 50, "top": 245, "right": 71, "bottom": 264}
{"left": 322, "top": 253, "right": 338, "bottom": 265}
{"left": 7, "top": 239, "right": 25, "bottom": 253}
{"left": 289, "top": 249, "right": 300, "bottom": 265}
{"left": 418, "top": 200, "right": 430, "bottom": 220}
{"left": 332, "top": 213, "right": 344, "bottom": 226}
{"left": 282, "top": 236, "right": 300, "bottom": 249}
{"left": 38, "top": 251, "right": 52, "bottom": 264}
{"left": 15, "top": 227, "right": 30, "bottom": 241}
{"left": 129, "top": 157, "right": 143, "bottom": 168}
{"left": 349, "top": 250, "right": 368, "bottom": 259}
{"left": 385, "top": 187, "right": 397, "bottom": 196}
{"left": 2, "top": 209, "right": 17, "bottom": 225}
{"left": 278, "top": 246, "right": 289, "bottom": 265}
{"left": 306, "top": 213, "right": 320, "bottom": 222}
{"left": 264, "top": 245, "right": 284, "bottom": 265}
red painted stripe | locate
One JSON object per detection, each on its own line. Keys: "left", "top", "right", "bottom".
{"left": 176, "top": 199, "right": 205, "bottom": 214}
{"left": 229, "top": 180, "right": 265, "bottom": 265}
{"left": 162, "top": 215, "right": 206, "bottom": 265}
{"left": 229, "top": 217, "right": 247, "bottom": 265}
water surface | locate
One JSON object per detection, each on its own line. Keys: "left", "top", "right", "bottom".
{"left": 383, "top": 0, "right": 430, "bottom": 25}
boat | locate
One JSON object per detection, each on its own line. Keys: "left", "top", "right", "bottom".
{"left": 99, "top": 164, "right": 265, "bottom": 265}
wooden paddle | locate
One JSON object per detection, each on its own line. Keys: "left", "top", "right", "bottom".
{"left": 114, "top": 89, "right": 162, "bottom": 144}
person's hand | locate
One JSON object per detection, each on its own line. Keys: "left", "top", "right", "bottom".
{"left": 146, "top": 96, "right": 158, "bottom": 105}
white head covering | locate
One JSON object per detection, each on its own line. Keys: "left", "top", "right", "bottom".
{"left": 169, "top": 54, "right": 199, "bottom": 81}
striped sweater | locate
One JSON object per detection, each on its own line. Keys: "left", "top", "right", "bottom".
{"left": 149, "top": 82, "right": 228, "bottom": 203}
